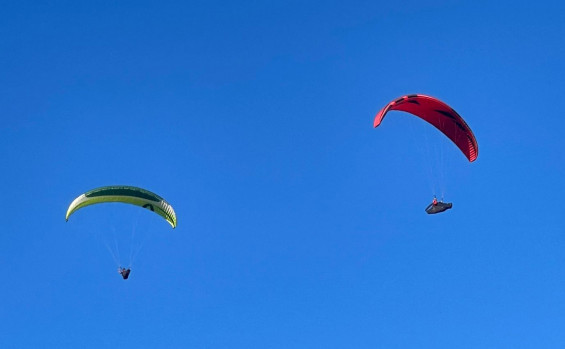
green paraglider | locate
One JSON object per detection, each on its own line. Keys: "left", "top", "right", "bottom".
{"left": 65, "top": 185, "right": 177, "bottom": 228}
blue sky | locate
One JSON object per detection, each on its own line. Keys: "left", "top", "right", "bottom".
{"left": 1, "top": 0, "right": 565, "bottom": 347}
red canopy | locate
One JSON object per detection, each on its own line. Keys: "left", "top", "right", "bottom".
{"left": 374, "top": 94, "right": 478, "bottom": 162}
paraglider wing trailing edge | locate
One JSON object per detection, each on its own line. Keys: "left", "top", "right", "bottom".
{"left": 65, "top": 185, "right": 177, "bottom": 228}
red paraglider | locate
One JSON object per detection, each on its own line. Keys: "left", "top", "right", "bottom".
{"left": 374, "top": 94, "right": 478, "bottom": 162}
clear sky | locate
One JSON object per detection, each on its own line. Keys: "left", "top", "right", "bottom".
{"left": 1, "top": 0, "right": 565, "bottom": 347}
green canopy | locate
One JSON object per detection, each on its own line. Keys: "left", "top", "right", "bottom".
{"left": 66, "top": 186, "right": 177, "bottom": 228}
